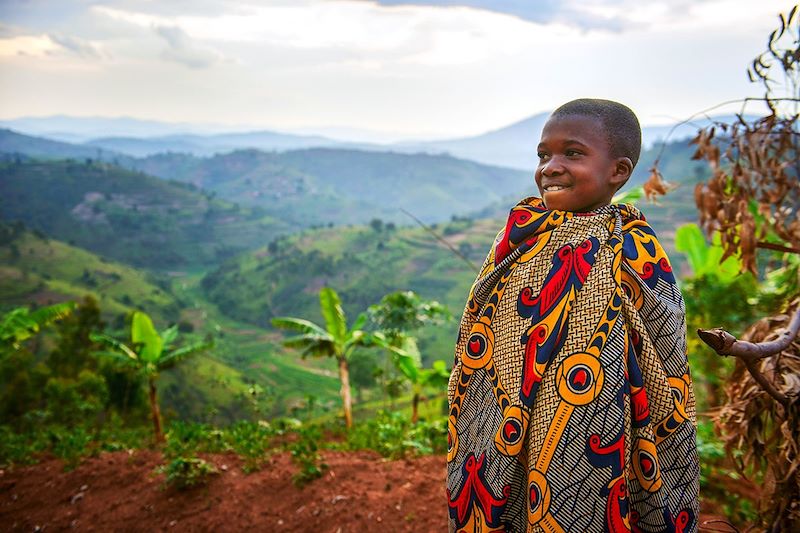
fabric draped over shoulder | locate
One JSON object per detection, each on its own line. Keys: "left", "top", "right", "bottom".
{"left": 446, "top": 197, "right": 700, "bottom": 533}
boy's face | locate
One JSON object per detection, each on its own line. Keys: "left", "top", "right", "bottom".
{"left": 535, "top": 114, "right": 631, "bottom": 212}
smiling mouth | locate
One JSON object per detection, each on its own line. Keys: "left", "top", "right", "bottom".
{"left": 543, "top": 184, "right": 569, "bottom": 192}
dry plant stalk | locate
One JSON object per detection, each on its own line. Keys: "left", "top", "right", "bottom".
{"left": 658, "top": 7, "right": 800, "bottom": 531}
{"left": 690, "top": 6, "right": 800, "bottom": 275}
{"left": 709, "top": 299, "right": 800, "bottom": 532}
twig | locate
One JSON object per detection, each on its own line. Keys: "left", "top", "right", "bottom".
{"left": 650, "top": 96, "right": 800, "bottom": 166}
{"left": 399, "top": 208, "right": 478, "bottom": 273}
{"left": 697, "top": 306, "right": 800, "bottom": 408}
{"left": 757, "top": 241, "right": 800, "bottom": 254}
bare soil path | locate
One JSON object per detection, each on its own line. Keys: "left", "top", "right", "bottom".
{"left": 1, "top": 451, "right": 739, "bottom": 532}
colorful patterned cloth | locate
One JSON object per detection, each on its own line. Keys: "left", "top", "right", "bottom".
{"left": 447, "top": 198, "right": 700, "bottom": 533}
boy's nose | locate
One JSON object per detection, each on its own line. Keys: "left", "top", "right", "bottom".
{"left": 541, "top": 158, "right": 564, "bottom": 176}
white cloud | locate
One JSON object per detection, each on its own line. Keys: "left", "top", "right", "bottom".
{"left": 49, "top": 33, "right": 107, "bottom": 59}
{"left": 154, "top": 25, "right": 224, "bottom": 68}
{"left": 0, "top": 0, "right": 795, "bottom": 137}
{"left": 0, "top": 34, "right": 59, "bottom": 57}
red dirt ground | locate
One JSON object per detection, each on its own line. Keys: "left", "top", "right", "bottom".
{"left": 1, "top": 451, "right": 741, "bottom": 532}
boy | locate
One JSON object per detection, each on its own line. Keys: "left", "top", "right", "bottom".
{"left": 447, "top": 99, "right": 700, "bottom": 532}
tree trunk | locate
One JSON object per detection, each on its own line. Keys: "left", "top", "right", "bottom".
{"left": 148, "top": 376, "right": 164, "bottom": 443}
{"left": 338, "top": 357, "right": 353, "bottom": 429}
{"left": 411, "top": 391, "right": 420, "bottom": 425}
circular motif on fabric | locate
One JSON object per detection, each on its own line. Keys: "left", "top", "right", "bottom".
{"left": 447, "top": 415, "right": 459, "bottom": 461}
{"left": 555, "top": 353, "right": 604, "bottom": 406}
{"left": 668, "top": 376, "right": 690, "bottom": 419}
{"left": 461, "top": 322, "right": 494, "bottom": 370}
{"left": 494, "top": 406, "right": 529, "bottom": 456}
{"left": 621, "top": 276, "right": 643, "bottom": 309}
{"left": 632, "top": 438, "right": 663, "bottom": 492}
{"left": 527, "top": 469, "right": 551, "bottom": 524}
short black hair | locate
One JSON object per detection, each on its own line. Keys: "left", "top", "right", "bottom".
{"left": 551, "top": 98, "right": 642, "bottom": 168}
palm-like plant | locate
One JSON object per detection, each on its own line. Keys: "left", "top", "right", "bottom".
{"left": 90, "top": 311, "right": 213, "bottom": 442}
{"left": 0, "top": 301, "right": 76, "bottom": 355}
{"left": 272, "top": 287, "right": 372, "bottom": 429}
{"left": 390, "top": 336, "right": 450, "bottom": 424}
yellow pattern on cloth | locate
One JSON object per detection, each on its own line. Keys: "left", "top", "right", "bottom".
{"left": 446, "top": 198, "right": 700, "bottom": 533}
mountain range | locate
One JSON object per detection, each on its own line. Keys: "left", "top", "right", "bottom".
{"left": 1, "top": 112, "right": 748, "bottom": 170}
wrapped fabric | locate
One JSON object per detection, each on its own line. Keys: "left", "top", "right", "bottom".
{"left": 447, "top": 197, "right": 700, "bottom": 533}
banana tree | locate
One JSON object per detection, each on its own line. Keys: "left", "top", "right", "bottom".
{"left": 272, "top": 287, "right": 373, "bottom": 429}
{"left": 387, "top": 335, "right": 450, "bottom": 423}
{"left": 90, "top": 311, "right": 213, "bottom": 442}
{"left": 1, "top": 301, "right": 76, "bottom": 356}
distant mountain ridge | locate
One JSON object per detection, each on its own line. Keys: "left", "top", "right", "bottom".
{"left": 0, "top": 130, "right": 533, "bottom": 225}
{"left": 1, "top": 112, "right": 753, "bottom": 170}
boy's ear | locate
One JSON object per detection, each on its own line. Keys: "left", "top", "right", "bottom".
{"left": 610, "top": 157, "right": 633, "bottom": 188}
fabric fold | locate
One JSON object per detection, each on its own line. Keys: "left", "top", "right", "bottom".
{"left": 447, "top": 197, "right": 700, "bottom": 533}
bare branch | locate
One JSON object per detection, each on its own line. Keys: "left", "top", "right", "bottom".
{"left": 697, "top": 306, "right": 800, "bottom": 407}
{"left": 399, "top": 208, "right": 478, "bottom": 273}
{"left": 757, "top": 241, "right": 800, "bottom": 254}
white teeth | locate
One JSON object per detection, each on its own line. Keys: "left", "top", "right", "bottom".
{"left": 544, "top": 185, "right": 567, "bottom": 192}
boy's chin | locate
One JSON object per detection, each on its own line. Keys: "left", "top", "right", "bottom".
{"left": 541, "top": 198, "right": 607, "bottom": 213}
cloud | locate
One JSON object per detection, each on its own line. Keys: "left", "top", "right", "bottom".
{"left": 154, "top": 24, "right": 225, "bottom": 68}
{"left": 369, "top": 0, "right": 707, "bottom": 32}
{"left": 49, "top": 33, "right": 106, "bottom": 59}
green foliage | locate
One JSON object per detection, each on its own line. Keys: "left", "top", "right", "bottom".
{"left": 0, "top": 301, "right": 76, "bottom": 354}
{"left": 92, "top": 310, "right": 214, "bottom": 441}
{"left": 675, "top": 223, "right": 763, "bottom": 409}
{"left": 47, "top": 296, "right": 103, "bottom": 378}
{"left": 611, "top": 185, "right": 645, "bottom": 205}
{"left": 346, "top": 410, "right": 447, "bottom": 459}
{"left": 159, "top": 456, "right": 219, "bottom": 490}
{"left": 44, "top": 370, "right": 108, "bottom": 427}
{"left": 289, "top": 424, "right": 328, "bottom": 486}
{"left": 0, "top": 417, "right": 151, "bottom": 470}
{"left": 224, "top": 420, "right": 275, "bottom": 473}
{"left": 675, "top": 224, "right": 741, "bottom": 282}
{"left": 48, "top": 425, "right": 93, "bottom": 470}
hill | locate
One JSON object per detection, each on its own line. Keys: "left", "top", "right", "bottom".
{"left": 131, "top": 148, "right": 532, "bottom": 224}
{"left": 0, "top": 160, "right": 291, "bottom": 269}
{"left": 0, "top": 223, "right": 178, "bottom": 323}
{"left": 84, "top": 130, "right": 352, "bottom": 158}
{"left": 0, "top": 129, "right": 120, "bottom": 161}
{"left": 3, "top": 113, "right": 750, "bottom": 172}
{"left": 0, "top": 223, "right": 341, "bottom": 420}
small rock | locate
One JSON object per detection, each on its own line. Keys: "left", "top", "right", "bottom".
{"left": 377, "top": 516, "right": 383, "bottom": 523}
{"left": 295, "top": 505, "right": 306, "bottom": 514}
{"left": 401, "top": 481, "right": 412, "bottom": 490}
{"left": 79, "top": 485, "right": 88, "bottom": 491}
{"left": 395, "top": 504, "right": 401, "bottom": 511}
{"left": 169, "top": 520, "right": 178, "bottom": 527}
{"left": 70, "top": 492, "right": 84, "bottom": 504}
{"left": 220, "top": 464, "right": 228, "bottom": 471}
{"left": 70, "top": 520, "right": 78, "bottom": 529}
{"left": 331, "top": 495, "right": 348, "bottom": 504}
{"left": 277, "top": 519, "right": 284, "bottom": 526}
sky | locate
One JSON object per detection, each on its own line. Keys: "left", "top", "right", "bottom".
{"left": 0, "top": 0, "right": 791, "bottom": 140}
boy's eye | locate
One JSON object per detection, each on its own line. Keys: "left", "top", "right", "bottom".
{"left": 537, "top": 152, "right": 549, "bottom": 161}
{"left": 565, "top": 149, "right": 582, "bottom": 157}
